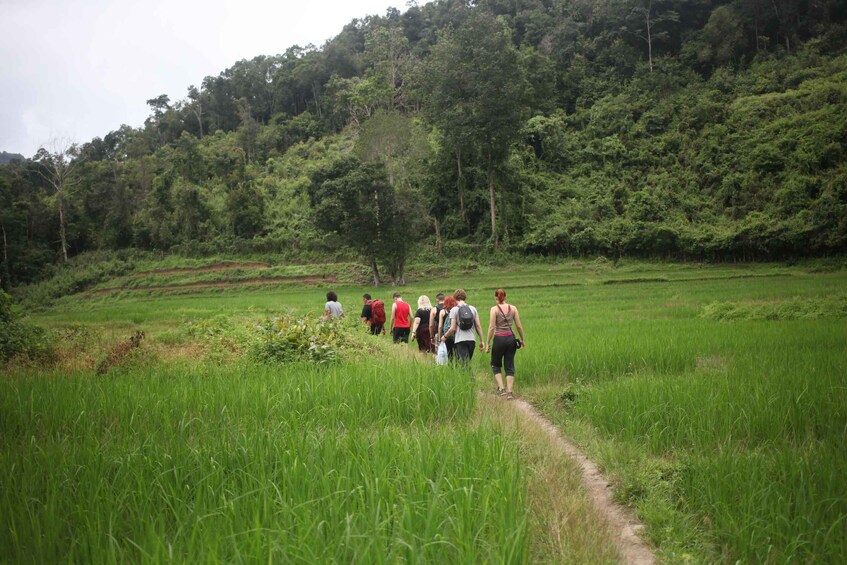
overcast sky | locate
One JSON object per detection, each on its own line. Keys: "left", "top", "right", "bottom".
{"left": 0, "top": 0, "right": 410, "bottom": 157}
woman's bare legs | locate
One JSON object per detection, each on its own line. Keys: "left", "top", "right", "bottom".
{"left": 494, "top": 372, "right": 505, "bottom": 394}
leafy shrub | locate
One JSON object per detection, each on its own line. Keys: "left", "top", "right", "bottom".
{"left": 0, "top": 292, "right": 53, "bottom": 362}
{"left": 249, "top": 314, "right": 361, "bottom": 365}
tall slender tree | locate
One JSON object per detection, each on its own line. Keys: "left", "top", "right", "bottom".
{"left": 365, "top": 24, "right": 412, "bottom": 109}
{"left": 34, "top": 141, "right": 81, "bottom": 262}
{"left": 186, "top": 85, "right": 204, "bottom": 138}
{"left": 622, "top": 0, "right": 680, "bottom": 72}
{"left": 421, "top": 12, "right": 529, "bottom": 249}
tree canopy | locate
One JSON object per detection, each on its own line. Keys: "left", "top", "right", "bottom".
{"left": 3, "top": 0, "right": 847, "bottom": 286}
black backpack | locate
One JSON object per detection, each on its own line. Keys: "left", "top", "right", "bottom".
{"left": 457, "top": 304, "right": 474, "bottom": 331}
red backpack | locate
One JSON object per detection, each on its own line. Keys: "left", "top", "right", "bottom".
{"left": 371, "top": 300, "right": 386, "bottom": 325}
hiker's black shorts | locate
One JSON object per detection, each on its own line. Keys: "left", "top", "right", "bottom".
{"left": 370, "top": 323, "right": 383, "bottom": 336}
{"left": 445, "top": 336, "right": 455, "bottom": 360}
{"left": 491, "top": 334, "right": 517, "bottom": 376}
{"left": 392, "top": 327, "right": 410, "bottom": 343}
{"left": 455, "top": 340, "right": 476, "bottom": 366}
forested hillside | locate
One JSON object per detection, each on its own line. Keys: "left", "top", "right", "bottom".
{"left": 2, "top": 0, "right": 846, "bottom": 287}
{"left": 0, "top": 152, "right": 25, "bottom": 166}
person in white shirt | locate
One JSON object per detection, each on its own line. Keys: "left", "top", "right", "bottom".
{"left": 440, "top": 288, "right": 486, "bottom": 367}
{"left": 324, "top": 291, "right": 344, "bottom": 320}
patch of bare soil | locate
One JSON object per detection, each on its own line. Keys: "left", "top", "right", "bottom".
{"left": 137, "top": 262, "right": 269, "bottom": 275}
{"left": 511, "top": 398, "right": 656, "bottom": 565}
{"left": 88, "top": 275, "right": 336, "bottom": 296}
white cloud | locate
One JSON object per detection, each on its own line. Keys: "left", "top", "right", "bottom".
{"left": 0, "top": 0, "right": 408, "bottom": 156}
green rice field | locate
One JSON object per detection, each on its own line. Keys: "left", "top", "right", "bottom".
{"left": 2, "top": 260, "right": 846, "bottom": 563}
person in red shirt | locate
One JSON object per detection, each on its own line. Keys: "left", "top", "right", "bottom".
{"left": 389, "top": 291, "right": 412, "bottom": 344}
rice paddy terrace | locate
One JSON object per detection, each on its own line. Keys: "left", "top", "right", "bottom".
{"left": 3, "top": 259, "right": 845, "bottom": 562}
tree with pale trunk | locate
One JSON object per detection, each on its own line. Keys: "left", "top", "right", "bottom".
{"left": 420, "top": 12, "right": 528, "bottom": 250}
{"left": 34, "top": 140, "right": 81, "bottom": 262}
{"left": 187, "top": 85, "right": 204, "bottom": 138}
{"left": 365, "top": 24, "right": 411, "bottom": 110}
{"left": 622, "top": 0, "right": 679, "bottom": 72}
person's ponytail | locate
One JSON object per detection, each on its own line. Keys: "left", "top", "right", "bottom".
{"left": 495, "top": 289, "right": 506, "bottom": 304}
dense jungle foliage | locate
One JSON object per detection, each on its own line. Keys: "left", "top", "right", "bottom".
{"left": 2, "top": 0, "right": 846, "bottom": 287}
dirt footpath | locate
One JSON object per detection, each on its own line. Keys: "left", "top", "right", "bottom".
{"left": 511, "top": 398, "right": 656, "bottom": 565}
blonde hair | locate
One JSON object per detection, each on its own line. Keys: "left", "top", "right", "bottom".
{"left": 417, "top": 295, "right": 432, "bottom": 309}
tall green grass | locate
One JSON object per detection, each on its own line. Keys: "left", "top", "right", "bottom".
{"left": 11, "top": 260, "right": 847, "bottom": 562}
{"left": 519, "top": 270, "right": 847, "bottom": 562}
{"left": 0, "top": 360, "right": 527, "bottom": 563}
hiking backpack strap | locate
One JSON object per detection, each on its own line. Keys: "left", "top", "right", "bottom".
{"left": 496, "top": 304, "right": 514, "bottom": 335}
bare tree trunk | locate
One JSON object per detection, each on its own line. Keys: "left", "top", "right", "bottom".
{"left": 488, "top": 158, "right": 498, "bottom": 251}
{"left": 312, "top": 82, "right": 322, "bottom": 118}
{"left": 455, "top": 146, "right": 468, "bottom": 231}
{"left": 646, "top": 0, "right": 654, "bottom": 72}
{"left": 391, "top": 57, "right": 400, "bottom": 109}
{"left": 770, "top": 0, "right": 791, "bottom": 52}
{"left": 433, "top": 216, "right": 443, "bottom": 254}
{"left": 192, "top": 106, "right": 204, "bottom": 138}
{"left": 370, "top": 257, "right": 381, "bottom": 286}
{"left": 36, "top": 142, "right": 79, "bottom": 263}
{"left": 58, "top": 196, "right": 68, "bottom": 262}
{"left": 374, "top": 188, "right": 382, "bottom": 241}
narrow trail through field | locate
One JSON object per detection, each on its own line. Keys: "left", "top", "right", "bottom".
{"left": 403, "top": 345, "right": 655, "bottom": 562}
{"left": 509, "top": 397, "right": 656, "bottom": 565}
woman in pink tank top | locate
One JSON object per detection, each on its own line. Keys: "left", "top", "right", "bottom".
{"left": 485, "top": 288, "right": 526, "bottom": 400}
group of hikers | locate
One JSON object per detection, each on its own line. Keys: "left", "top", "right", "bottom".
{"left": 323, "top": 288, "right": 526, "bottom": 399}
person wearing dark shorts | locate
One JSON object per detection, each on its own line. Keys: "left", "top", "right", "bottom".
{"left": 361, "top": 294, "right": 372, "bottom": 323}
{"left": 360, "top": 294, "right": 383, "bottom": 335}
{"left": 486, "top": 288, "right": 526, "bottom": 400}
{"left": 389, "top": 292, "right": 412, "bottom": 343}
{"left": 442, "top": 289, "right": 486, "bottom": 369}
{"left": 412, "top": 295, "right": 435, "bottom": 353}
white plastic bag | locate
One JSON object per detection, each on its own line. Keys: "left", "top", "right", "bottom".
{"left": 436, "top": 341, "right": 448, "bottom": 365}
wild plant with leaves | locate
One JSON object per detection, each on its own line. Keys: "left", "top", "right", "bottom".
{"left": 249, "top": 313, "right": 365, "bottom": 365}
{"left": 0, "top": 291, "right": 52, "bottom": 362}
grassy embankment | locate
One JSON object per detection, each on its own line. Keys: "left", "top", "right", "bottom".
{"left": 3, "top": 258, "right": 846, "bottom": 562}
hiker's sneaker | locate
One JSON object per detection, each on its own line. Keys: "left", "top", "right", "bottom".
{"left": 506, "top": 392, "right": 514, "bottom": 400}
{"left": 496, "top": 387, "right": 507, "bottom": 397}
